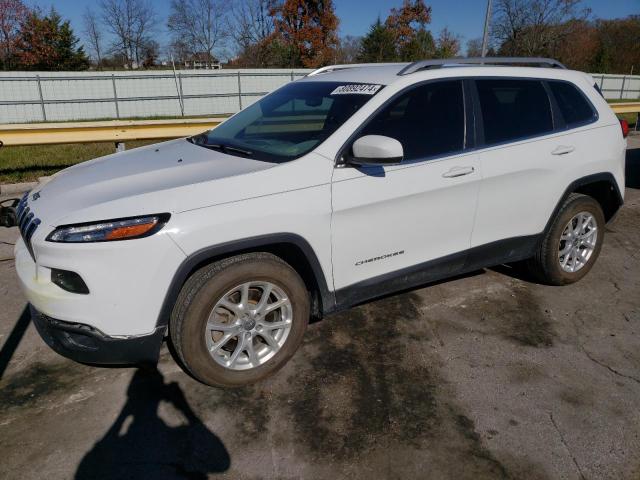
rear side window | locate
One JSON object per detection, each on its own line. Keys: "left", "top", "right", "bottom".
{"left": 476, "top": 79, "right": 553, "bottom": 145}
{"left": 548, "top": 81, "right": 597, "bottom": 128}
{"left": 359, "top": 80, "right": 465, "bottom": 161}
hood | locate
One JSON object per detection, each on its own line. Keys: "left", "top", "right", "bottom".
{"left": 30, "top": 139, "right": 275, "bottom": 224}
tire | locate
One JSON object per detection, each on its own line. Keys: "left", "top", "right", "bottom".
{"left": 526, "top": 193, "right": 605, "bottom": 285}
{"left": 170, "top": 252, "right": 309, "bottom": 387}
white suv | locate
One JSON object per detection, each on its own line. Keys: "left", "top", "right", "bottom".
{"left": 13, "top": 58, "right": 626, "bottom": 387}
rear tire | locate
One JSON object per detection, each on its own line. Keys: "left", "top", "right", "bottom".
{"left": 170, "top": 252, "right": 309, "bottom": 387}
{"left": 526, "top": 193, "right": 605, "bottom": 285}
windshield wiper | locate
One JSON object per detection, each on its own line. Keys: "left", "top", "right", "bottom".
{"left": 188, "top": 137, "right": 253, "bottom": 157}
{"left": 223, "top": 145, "right": 253, "bottom": 156}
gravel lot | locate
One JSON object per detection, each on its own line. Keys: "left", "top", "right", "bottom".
{"left": 1, "top": 136, "right": 639, "bottom": 480}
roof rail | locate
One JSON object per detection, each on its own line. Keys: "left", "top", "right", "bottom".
{"left": 397, "top": 57, "right": 567, "bottom": 75}
{"left": 307, "top": 63, "right": 403, "bottom": 76}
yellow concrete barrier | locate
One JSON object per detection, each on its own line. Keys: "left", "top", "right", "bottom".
{"left": 610, "top": 102, "right": 640, "bottom": 114}
{"left": 0, "top": 117, "right": 228, "bottom": 147}
{"left": 0, "top": 103, "right": 638, "bottom": 148}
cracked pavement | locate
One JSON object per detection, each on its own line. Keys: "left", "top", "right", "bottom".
{"left": 0, "top": 136, "right": 639, "bottom": 479}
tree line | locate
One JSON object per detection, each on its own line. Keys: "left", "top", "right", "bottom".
{"left": 0, "top": 0, "right": 637, "bottom": 73}
{"left": 0, "top": 1, "right": 88, "bottom": 70}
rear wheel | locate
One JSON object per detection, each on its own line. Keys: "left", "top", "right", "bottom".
{"left": 526, "top": 193, "right": 605, "bottom": 285}
{"left": 170, "top": 253, "right": 309, "bottom": 387}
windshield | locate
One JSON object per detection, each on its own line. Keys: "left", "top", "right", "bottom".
{"left": 190, "top": 81, "right": 384, "bottom": 163}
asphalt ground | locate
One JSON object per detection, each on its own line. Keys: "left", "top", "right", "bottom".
{"left": 1, "top": 135, "right": 639, "bottom": 480}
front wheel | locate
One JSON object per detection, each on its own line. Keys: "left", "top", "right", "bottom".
{"left": 526, "top": 193, "right": 605, "bottom": 285}
{"left": 170, "top": 253, "right": 309, "bottom": 387}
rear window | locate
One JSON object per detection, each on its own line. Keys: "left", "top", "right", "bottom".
{"left": 548, "top": 81, "right": 597, "bottom": 128}
{"left": 476, "top": 79, "right": 553, "bottom": 145}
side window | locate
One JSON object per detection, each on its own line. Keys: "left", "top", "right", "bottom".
{"left": 358, "top": 80, "right": 465, "bottom": 161}
{"left": 548, "top": 81, "right": 597, "bottom": 128}
{"left": 476, "top": 79, "right": 553, "bottom": 145}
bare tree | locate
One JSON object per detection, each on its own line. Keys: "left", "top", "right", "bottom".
{"left": 335, "top": 35, "right": 361, "bottom": 64}
{"left": 491, "top": 0, "right": 590, "bottom": 56}
{"left": 168, "top": 0, "right": 227, "bottom": 62}
{"left": 82, "top": 8, "right": 103, "bottom": 67}
{"left": 99, "top": 0, "right": 156, "bottom": 68}
{"left": 466, "top": 38, "right": 483, "bottom": 57}
{"left": 230, "top": 0, "right": 274, "bottom": 54}
{"left": 168, "top": 38, "right": 191, "bottom": 64}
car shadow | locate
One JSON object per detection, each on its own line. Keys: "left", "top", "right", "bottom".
{"left": 75, "top": 368, "right": 230, "bottom": 480}
{"left": 488, "top": 262, "right": 542, "bottom": 284}
{"left": 0, "top": 306, "right": 32, "bottom": 380}
{"left": 626, "top": 140, "right": 640, "bottom": 189}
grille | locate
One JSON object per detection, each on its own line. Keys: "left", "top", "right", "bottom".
{"left": 16, "top": 192, "right": 41, "bottom": 261}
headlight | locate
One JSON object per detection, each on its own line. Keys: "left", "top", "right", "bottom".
{"left": 46, "top": 214, "right": 170, "bottom": 243}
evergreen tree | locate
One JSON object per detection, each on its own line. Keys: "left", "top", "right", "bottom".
{"left": 398, "top": 28, "right": 435, "bottom": 61}
{"left": 357, "top": 1, "right": 436, "bottom": 63}
{"left": 357, "top": 18, "right": 397, "bottom": 62}
{"left": 14, "top": 8, "right": 89, "bottom": 70}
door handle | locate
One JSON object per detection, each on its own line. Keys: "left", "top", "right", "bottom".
{"left": 442, "top": 166, "right": 475, "bottom": 178}
{"left": 551, "top": 145, "right": 575, "bottom": 155}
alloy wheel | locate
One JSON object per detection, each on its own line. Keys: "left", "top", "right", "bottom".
{"left": 204, "top": 281, "right": 293, "bottom": 370}
{"left": 558, "top": 211, "right": 598, "bottom": 273}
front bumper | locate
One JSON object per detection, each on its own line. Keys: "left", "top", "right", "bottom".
{"left": 14, "top": 226, "right": 185, "bottom": 337}
{"left": 31, "top": 306, "right": 165, "bottom": 365}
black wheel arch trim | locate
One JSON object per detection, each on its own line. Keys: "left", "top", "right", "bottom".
{"left": 156, "top": 233, "right": 335, "bottom": 328}
{"left": 542, "top": 172, "right": 623, "bottom": 237}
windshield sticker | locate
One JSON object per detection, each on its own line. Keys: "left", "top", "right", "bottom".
{"left": 330, "top": 84, "right": 382, "bottom": 95}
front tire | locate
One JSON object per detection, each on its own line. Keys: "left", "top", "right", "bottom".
{"left": 526, "top": 193, "right": 605, "bottom": 285}
{"left": 170, "top": 252, "right": 309, "bottom": 387}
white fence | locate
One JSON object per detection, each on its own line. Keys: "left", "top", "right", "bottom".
{"left": 0, "top": 69, "right": 636, "bottom": 124}
{"left": 0, "top": 69, "right": 312, "bottom": 123}
{"left": 592, "top": 73, "right": 640, "bottom": 100}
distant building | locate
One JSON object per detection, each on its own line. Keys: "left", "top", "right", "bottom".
{"left": 182, "top": 52, "right": 221, "bottom": 70}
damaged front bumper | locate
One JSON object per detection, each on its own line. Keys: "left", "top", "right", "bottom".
{"left": 31, "top": 306, "right": 165, "bottom": 366}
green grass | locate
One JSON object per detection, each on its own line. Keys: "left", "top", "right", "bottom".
{"left": 0, "top": 140, "right": 160, "bottom": 184}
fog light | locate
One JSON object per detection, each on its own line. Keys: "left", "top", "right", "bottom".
{"left": 51, "top": 269, "right": 89, "bottom": 294}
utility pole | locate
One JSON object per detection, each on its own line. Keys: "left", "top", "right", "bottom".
{"left": 481, "top": 0, "right": 493, "bottom": 57}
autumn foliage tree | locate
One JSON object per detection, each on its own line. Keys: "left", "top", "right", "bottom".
{"left": 268, "top": 0, "right": 339, "bottom": 67}
{"left": 434, "top": 27, "right": 460, "bottom": 58}
{"left": 551, "top": 19, "right": 598, "bottom": 71}
{"left": 358, "top": 0, "right": 460, "bottom": 62}
{"left": 590, "top": 16, "right": 640, "bottom": 74}
{"left": 385, "top": 0, "right": 434, "bottom": 60}
{"left": 489, "top": 0, "right": 639, "bottom": 74}
{"left": 14, "top": 8, "right": 89, "bottom": 70}
{"left": 0, "top": 0, "right": 28, "bottom": 69}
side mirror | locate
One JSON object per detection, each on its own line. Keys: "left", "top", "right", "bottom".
{"left": 350, "top": 135, "right": 403, "bottom": 166}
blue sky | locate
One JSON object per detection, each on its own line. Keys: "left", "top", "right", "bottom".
{"left": 29, "top": 0, "right": 640, "bottom": 55}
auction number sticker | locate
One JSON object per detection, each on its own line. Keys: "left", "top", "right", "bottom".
{"left": 330, "top": 84, "right": 382, "bottom": 95}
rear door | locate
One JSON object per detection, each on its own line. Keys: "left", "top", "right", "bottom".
{"left": 469, "top": 78, "right": 565, "bottom": 250}
{"left": 330, "top": 80, "right": 481, "bottom": 300}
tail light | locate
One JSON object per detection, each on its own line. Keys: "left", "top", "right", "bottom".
{"left": 620, "top": 119, "right": 629, "bottom": 138}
